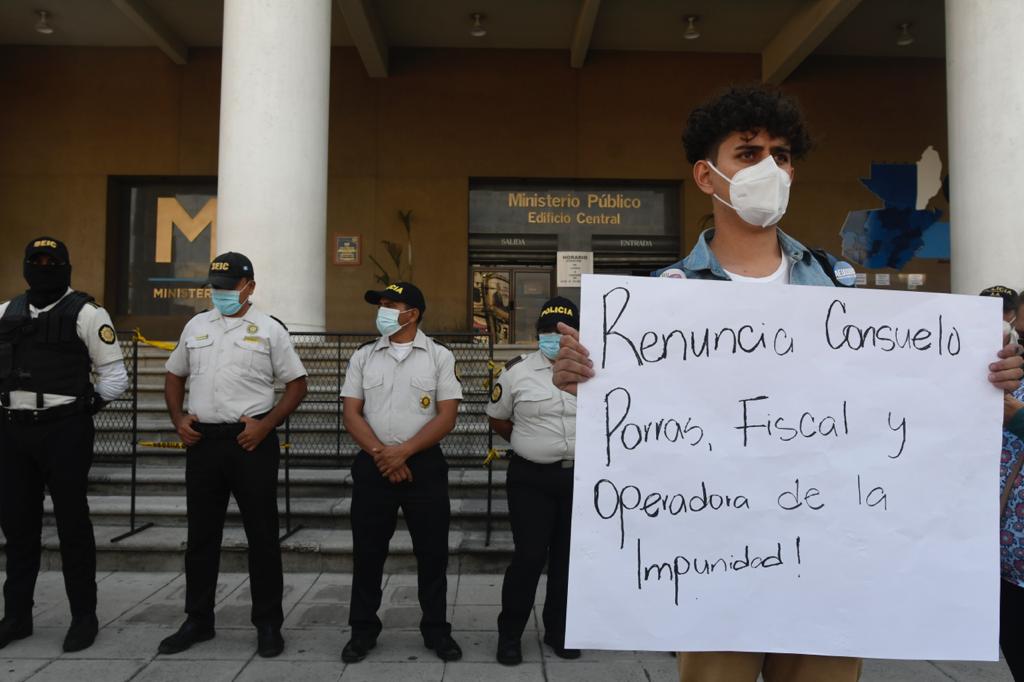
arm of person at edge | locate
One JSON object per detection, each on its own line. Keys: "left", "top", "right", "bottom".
{"left": 1005, "top": 394, "right": 1024, "bottom": 434}
{"left": 165, "top": 371, "right": 202, "bottom": 446}
{"left": 489, "top": 417, "right": 514, "bottom": 442}
{"left": 372, "top": 399, "right": 460, "bottom": 478}
{"left": 551, "top": 322, "right": 1024, "bottom": 395}
{"left": 237, "top": 376, "right": 309, "bottom": 452}
{"left": 342, "top": 397, "right": 414, "bottom": 483}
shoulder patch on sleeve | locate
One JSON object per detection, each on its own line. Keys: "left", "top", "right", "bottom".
{"left": 98, "top": 324, "right": 117, "bottom": 345}
{"left": 269, "top": 315, "right": 289, "bottom": 331}
{"left": 490, "top": 383, "right": 503, "bottom": 403}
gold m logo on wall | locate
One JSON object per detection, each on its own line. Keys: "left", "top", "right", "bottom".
{"left": 155, "top": 197, "right": 217, "bottom": 263}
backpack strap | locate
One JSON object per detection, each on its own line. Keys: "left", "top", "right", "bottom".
{"left": 1003, "top": 455, "right": 1024, "bottom": 521}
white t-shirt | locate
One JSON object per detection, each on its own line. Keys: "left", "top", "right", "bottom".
{"left": 724, "top": 256, "right": 790, "bottom": 285}
{"left": 388, "top": 340, "right": 414, "bottom": 363}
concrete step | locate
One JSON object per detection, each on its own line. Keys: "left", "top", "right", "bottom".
{"left": 88, "top": 465, "right": 508, "bottom": 498}
{"left": 48, "top": 494, "right": 510, "bottom": 531}
{"left": 91, "top": 444, "right": 506, "bottom": 467}
{"left": 91, "top": 448, "right": 512, "bottom": 469}
{"left": 4, "top": 524, "right": 515, "bottom": 572}
{"left": 99, "top": 397, "right": 494, "bottom": 415}
{"left": 126, "top": 381, "right": 496, "bottom": 399}
{"left": 97, "top": 414, "right": 494, "bottom": 436}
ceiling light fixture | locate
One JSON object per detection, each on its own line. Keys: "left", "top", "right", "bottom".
{"left": 35, "top": 9, "right": 54, "bottom": 35}
{"left": 470, "top": 13, "right": 487, "bottom": 38}
{"left": 684, "top": 16, "right": 700, "bottom": 41}
{"left": 896, "top": 23, "right": 914, "bottom": 47}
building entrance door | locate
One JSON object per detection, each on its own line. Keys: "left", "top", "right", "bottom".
{"left": 471, "top": 267, "right": 554, "bottom": 345}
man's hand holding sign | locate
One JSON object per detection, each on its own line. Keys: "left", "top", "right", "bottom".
{"left": 556, "top": 276, "right": 1019, "bottom": 661}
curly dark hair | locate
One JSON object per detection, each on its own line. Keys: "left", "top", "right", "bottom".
{"left": 682, "top": 84, "right": 813, "bottom": 165}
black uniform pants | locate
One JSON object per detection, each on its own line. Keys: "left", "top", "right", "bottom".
{"left": 1002, "top": 579, "right": 1024, "bottom": 680}
{"left": 349, "top": 446, "right": 451, "bottom": 642}
{"left": 184, "top": 425, "right": 283, "bottom": 629}
{"left": 497, "top": 454, "right": 574, "bottom": 645}
{"left": 0, "top": 411, "right": 97, "bottom": 620}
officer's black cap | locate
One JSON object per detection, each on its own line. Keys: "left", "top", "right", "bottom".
{"left": 208, "top": 252, "right": 255, "bottom": 289}
{"left": 980, "top": 285, "right": 1019, "bottom": 312}
{"left": 25, "top": 236, "right": 70, "bottom": 264}
{"left": 364, "top": 281, "right": 426, "bottom": 313}
{"left": 537, "top": 296, "right": 579, "bottom": 331}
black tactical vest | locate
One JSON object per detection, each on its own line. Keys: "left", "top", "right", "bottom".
{"left": 0, "top": 291, "right": 95, "bottom": 402}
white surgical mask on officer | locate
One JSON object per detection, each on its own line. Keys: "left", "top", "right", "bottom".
{"left": 376, "top": 306, "right": 414, "bottom": 337}
{"left": 706, "top": 155, "right": 792, "bottom": 228}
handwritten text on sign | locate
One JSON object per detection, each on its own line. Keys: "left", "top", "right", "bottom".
{"left": 566, "top": 274, "right": 1001, "bottom": 660}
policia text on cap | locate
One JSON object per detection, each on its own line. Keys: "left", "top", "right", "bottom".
{"left": 339, "top": 282, "right": 464, "bottom": 663}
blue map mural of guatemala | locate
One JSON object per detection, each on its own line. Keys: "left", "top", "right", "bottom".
{"left": 840, "top": 146, "right": 950, "bottom": 269}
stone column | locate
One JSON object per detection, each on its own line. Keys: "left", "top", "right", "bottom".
{"left": 216, "top": 0, "right": 331, "bottom": 330}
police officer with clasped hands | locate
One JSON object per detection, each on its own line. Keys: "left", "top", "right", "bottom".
{"left": 159, "top": 252, "right": 307, "bottom": 659}
{"left": 340, "top": 282, "right": 464, "bottom": 663}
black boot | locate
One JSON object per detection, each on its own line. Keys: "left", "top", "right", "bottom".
{"left": 63, "top": 614, "right": 99, "bottom": 652}
{"left": 496, "top": 635, "right": 522, "bottom": 665}
{"left": 425, "top": 633, "right": 463, "bottom": 662}
{"left": 158, "top": 619, "right": 215, "bottom": 655}
{"left": 0, "top": 617, "right": 32, "bottom": 649}
{"left": 256, "top": 625, "right": 284, "bottom": 658}
{"left": 341, "top": 635, "right": 377, "bottom": 663}
{"left": 543, "top": 633, "right": 581, "bottom": 659}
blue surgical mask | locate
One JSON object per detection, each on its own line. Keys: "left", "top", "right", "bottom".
{"left": 211, "top": 284, "right": 250, "bottom": 316}
{"left": 538, "top": 332, "right": 561, "bottom": 360}
{"left": 376, "top": 306, "right": 412, "bottom": 337}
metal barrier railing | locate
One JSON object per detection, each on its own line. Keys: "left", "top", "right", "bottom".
{"left": 93, "top": 331, "right": 500, "bottom": 545}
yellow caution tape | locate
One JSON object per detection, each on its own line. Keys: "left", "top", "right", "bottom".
{"left": 134, "top": 329, "right": 177, "bottom": 352}
{"left": 138, "top": 441, "right": 292, "bottom": 450}
{"left": 484, "top": 361, "right": 503, "bottom": 388}
{"left": 483, "top": 447, "right": 503, "bottom": 466}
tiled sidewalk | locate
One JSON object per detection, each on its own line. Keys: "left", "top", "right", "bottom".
{"left": 0, "top": 571, "right": 1012, "bottom": 681}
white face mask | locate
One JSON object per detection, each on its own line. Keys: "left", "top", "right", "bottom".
{"left": 707, "top": 155, "right": 792, "bottom": 228}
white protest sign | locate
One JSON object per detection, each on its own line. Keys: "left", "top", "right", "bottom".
{"left": 566, "top": 274, "right": 1002, "bottom": 660}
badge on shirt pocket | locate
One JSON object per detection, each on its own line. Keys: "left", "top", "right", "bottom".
{"left": 411, "top": 376, "right": 436, "bottom": 410}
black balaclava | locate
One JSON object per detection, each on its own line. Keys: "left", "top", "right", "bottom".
{"left": 23, "top": 237, "right": 72, "bottom": 308}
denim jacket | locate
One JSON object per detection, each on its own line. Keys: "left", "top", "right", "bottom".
{"left": 652, "top": 228, "right": 837, "bottom": 287}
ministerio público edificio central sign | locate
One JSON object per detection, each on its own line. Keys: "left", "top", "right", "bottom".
{"left": 469, "top": 181, "right": 677, "bottom": 234}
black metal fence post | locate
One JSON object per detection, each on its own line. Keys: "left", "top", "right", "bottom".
{"left": 279, "top": 413, "right": 302, "bottom": 542}
{"left": 483, "top": 333, "right": 495, "bottom": 547}
{"left": 112, "top": 333, "right": 154, "bottom": 543}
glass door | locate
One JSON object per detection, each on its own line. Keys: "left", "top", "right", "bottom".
{"left": 471, "top": 267, "right": 553, "bottom": 344}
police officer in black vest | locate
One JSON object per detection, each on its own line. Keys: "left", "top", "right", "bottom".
{"left": 0, "top": 237, "right": 129, "bottom": 652}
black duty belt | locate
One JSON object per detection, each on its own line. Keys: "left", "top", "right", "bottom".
{"left": 1, "top": 398, "right": 89, "bottom": 425}
{"left": 511, "top": 452, "right": 574, "bottom": 469}
{"left": 193, "top": 412, "right": 271, "bottom": 440}
{"left": 193, "top": 422, "right": 246, "bottom": 440}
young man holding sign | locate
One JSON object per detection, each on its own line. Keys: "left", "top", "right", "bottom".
{"left": 552, "top": 84, "right": 1024, "bottom": 682}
